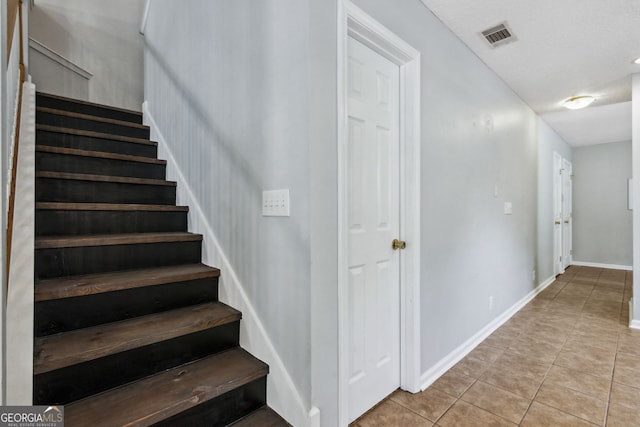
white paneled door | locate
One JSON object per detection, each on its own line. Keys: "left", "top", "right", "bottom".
{"left": 346, "top": 36, "right": 401, "bottom": 422}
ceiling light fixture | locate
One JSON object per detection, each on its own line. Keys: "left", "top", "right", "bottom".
{"left": 634, "top": 56, "right": 640, "bottom": 64}
{"left": 563, "top": 95, "right": 595, "bottom": 110}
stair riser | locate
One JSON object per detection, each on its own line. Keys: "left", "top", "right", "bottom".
{"left": 37, "top": 110, "right": 150, "bottom": 139}
{"left": 34, "top": 325, "right": 240, "bottom": 405}
{"left": 36, "top": 94, "right": 143, "bottom": 124}
{"left": 35, "top": 278, "right": 218, "bottom": 336}
{"left": 36, "top": 151, "right": 166, "bottom": 180}
{"left": 36, "top": 210, "right": 187, "bottom": 236}
{"left": 36, "top": 241, "right": 202, "bottom": 279}
{"left": 37, "top": 130, "right": 157, "bottom": 158}
{"left": 156, "top": 378, "right": 267, "bottom": 427}
{"left": 36, "top": 178, "right": 176, "bottom": 205}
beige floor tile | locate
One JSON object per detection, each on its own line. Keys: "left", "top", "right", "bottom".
{"left": 479, "top": 366, "right": 544, "bottom": 400}
{"left": 492, "top": 350, "right": 551, "bottom": 377}
{"left": 521, "top": 402, "right": 598, "bottom": 427}
{"left": 460, "top": 381, "right": 529, "bottom": 424}
{"left": 430, "top": 370, "right": 476, "bottom": 398}
{"left": 355, "top": 400, "right": 433, "bottom": 427}
{"left": 543, "top": 365, "right": 611, "bottom": 401}
{"left": 553, "top": 349, "right": 614, "bottom": 378}
{"left": 361, "top": 270, "right": 639, "bottom": 426}
{"left": 606, "top": 403, "right": 640, "bottom": 427}
{"left": 467, "top": 343, "right": 505, "bottom": 363}
{"left": 436, "top": 400, "right": 516, "bottom": 427}
{"left": 562, "top": 337, "right": 617, "bottom": 358}
{"left": 534, "top": 383, "right": 606, "bottom": 425}
{"left": 389, "top": 388, "right": 455, "bottom": 423}
{"left": 613, "top": 365, "right": 640, "bottom": 389}
{"left": 616, "top": 351, "right": 640, "bottom": 371}
{"left": 506, "top": 336, "right": 563, "bottom": 365}
{"left": 610, "top": 381, "right": 640, "bottom": 410}
{"left": 449, "top": 356, "right": 490, "bottom": 379}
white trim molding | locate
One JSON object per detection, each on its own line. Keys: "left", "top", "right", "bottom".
{"left": 28, "top": 38, "right": 92, "bottom": 80}
{"left": 571, "top": 261, "right": 632, "bottom": 271}
{"left": 140, "top": 0, "right": 151, "bottom": 35}
{"left": 630, "top": 299, "right": 640, "bottom": 329}
{"left": 143, "top": 103, "right": 311, "bottom": 427}
{"left": 6, "top": 82, "right": 36, "bottom": 404}
{"left": 337, "top": 1, "right": 421, "bottom": 424}
{"left": 419, "top": 275, "right": 556, "bottom": 390}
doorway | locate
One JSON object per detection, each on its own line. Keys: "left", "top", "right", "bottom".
{"left": 553, "top": 152, "right": 573, "bottom": 275}
{"left": 338, "top": 2, "right": 421, "bottom": 424}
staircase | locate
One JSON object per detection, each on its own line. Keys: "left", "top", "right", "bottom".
{"left": 33, "top": 92, "right": 289, "bottom": 427}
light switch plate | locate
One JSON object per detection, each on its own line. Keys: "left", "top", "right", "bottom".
{"left": 262, "top": 189, "right": 290, "bottom": 217}
{"left": 504, "top": 202, "right": 513, "bottom": 215}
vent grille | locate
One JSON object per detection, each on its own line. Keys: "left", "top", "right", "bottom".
{"left": 481, "top": 22, "right": 516, "bottom": 47}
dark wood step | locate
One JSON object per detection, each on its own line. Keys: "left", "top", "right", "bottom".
{"left": 37, "top": 107, "right": 150, "bottom": 139}
{"left": 35, "top": 264, "right": 220, "bottom": 335}
{"left": 36, "top": 263, "right": 219, "bottom": 301}
{"left": 36, "top": 145, "right": 166, "bottom": 179}
{"left": 36, "top": 232, "right": 201, "bottom": 249}
{"left": 37, "top": 124, "right": 157, "bottom": 158}
{"left": 36, "top": 172, "right": 176, "bottom": 205}
{"left": 36, "top": 202, "right": 188, "bottom": 236}
{"left": 35, "top": 303, "right": 241, "bottom": 404}
{"left": 64, "top": 348, "right": 268, "bottom": 427}
{"left": 36, "top": 92, "right": 143, "bottom": 124}
{"left": 228, "top": 406, "right": 291, "bottom": 427}
{"left": 35, "top": 233, "right": 202, "bottom": 279}
{"left": 35, "top": 302, "right": 241, "bottom": 374}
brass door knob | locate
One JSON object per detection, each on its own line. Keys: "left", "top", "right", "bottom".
{"left": 554, "top": 221, "right": 561, "bottom": 225}
{"left": 392, "top": 239, "right": 406, "bottom": 250}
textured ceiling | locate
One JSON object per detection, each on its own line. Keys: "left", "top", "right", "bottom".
{"left": 420, "top": 0, "right": 640, "bottom": 146}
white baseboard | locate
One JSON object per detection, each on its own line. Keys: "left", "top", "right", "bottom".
{"left": 629, "top": 299, "right": 640, "bottom": 329}
{"left": 571, "top": 261, "right": 632, "bottom": 271}
{"left": 143, "top": 103, "right": 311, "bottom": 427}
{"left": 419, "top": 275, "right": 556, "bottom": 390}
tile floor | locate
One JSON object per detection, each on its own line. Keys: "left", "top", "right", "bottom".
{"left": 351, "top": 266, "right": 639, "bottom": 426}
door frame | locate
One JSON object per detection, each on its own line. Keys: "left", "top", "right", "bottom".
{"left": 337, "top": 1, "right": 421, "bottom": 424}
{"left": 562, "top": 158, "right": 573, "bottom": 269}
{"left": 553, "top": 152, "right": 563, "bottom": 275}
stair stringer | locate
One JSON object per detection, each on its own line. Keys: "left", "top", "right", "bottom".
{"left": 6, "top": 82, "right": 36, "bottom": 404}
{"left": 143, "top": 103, "right": 314, "bottom": 427}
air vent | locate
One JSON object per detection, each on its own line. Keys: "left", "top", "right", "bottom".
{"left": 481, "top": 22, "right": 516, "bottom": 48}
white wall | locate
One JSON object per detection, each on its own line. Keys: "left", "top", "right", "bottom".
{"left": 143, "top": 0, "right": 312, "bottom": 413}
{"left": 537, "top": 118, "right": 572, "bottom": 281}
{"left": 631, "top": 73, "right": 640, "bottom": 326}
{"left": 349, "top": 0, "right": 538, "bottom": 374}
{"left": 572, "top": 141, "right": 632, "bottom": 267}
{"left": 144, "top": 0, "right": 577, "bottom": 425}
{"left": 29, "top": 0, "right": 144, "bottom": 111}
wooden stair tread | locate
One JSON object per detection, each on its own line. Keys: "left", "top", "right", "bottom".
{"left": 65, "top": 348, "right": 268, "bottom": 427}
{"left": 36, "top": 232, "right": 202, "bottom": 249}
{"left": 37, "top": 124, "right": 156, "bottom": 146}
{"left": 36, "top": 202, "right": 188, "bottom": 212}
{"left": 34, "top": 302, "right": 241, "bottom": 374}
{"left": 36, "top": 145, "right": 166, "bottom": 165}
{"left": 37, "top": 92, "right": 143, "bottom": 116}
{"left": 36, "top": 171, "right": 176, "bottom": 186}
{"left": 228, "top": 406, "right": 291, "bottom": 427}
{"left": 35, "top": 263, "right": 219, "bottom": 301}
{"left": 37, "top": 106, "right": 150, "bottom": 131}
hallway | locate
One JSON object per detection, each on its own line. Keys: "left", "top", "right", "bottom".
{"left": 352, "top": 266, "right": 637, "bottom": 426}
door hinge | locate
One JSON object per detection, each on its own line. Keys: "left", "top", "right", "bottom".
{"left": 559, "top": 256, "right": 562, "bottom": 262}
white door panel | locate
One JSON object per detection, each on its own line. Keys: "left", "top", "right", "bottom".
{"left": 347, "top": 36, "right": 400, "bottom": 422}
